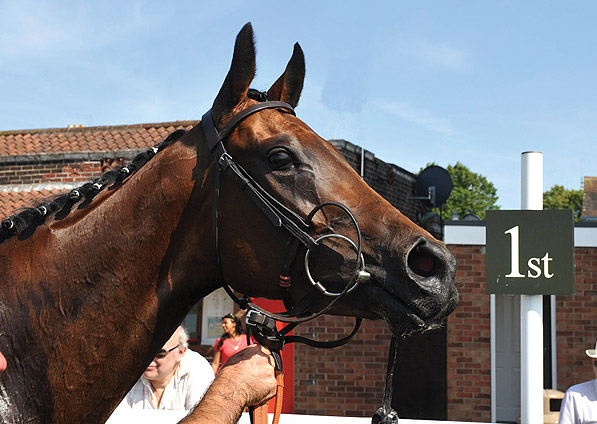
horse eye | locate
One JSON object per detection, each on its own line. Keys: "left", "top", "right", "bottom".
{"left": 268, "top": 150, "right": 294, "bottom": 169}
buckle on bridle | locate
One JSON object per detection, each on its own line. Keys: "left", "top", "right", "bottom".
{"left": 246, "top": 310, "right": 285, "bottom": 371}
{"left": 218, "top": 152, "right": 233, "bottom": 169}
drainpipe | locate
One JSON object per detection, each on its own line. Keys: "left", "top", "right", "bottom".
{"left": 360, "top": 146, "right": 365, "bottom": 178}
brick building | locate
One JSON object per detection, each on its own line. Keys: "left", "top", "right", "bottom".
{"left": 0, "top": 126, "right": 426, "bottom": 222}
{"left": 444, "top": 220, "right": 597, "bottom": 423}
{"left": 0, "top": 121, "right": 196, "bottom": 213}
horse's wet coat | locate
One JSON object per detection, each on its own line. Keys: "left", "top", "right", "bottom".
{"left": 0, "top": 23, "right": 457, "bottom": 423}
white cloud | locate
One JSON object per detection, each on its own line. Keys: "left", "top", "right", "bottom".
{"left": 0, "top": 2, "right": 85, "bottom": 57}
{"left": 388, "top": 37, "right": 471, "bottom": 72}
{"left": 370, "top": 98, "right": 457, "bottom": 135}
{"left": 0, "top": 1, "right": 151, "bottom": 59}
{"left": 415, "top": 41, "right": 471, "bottom": 71}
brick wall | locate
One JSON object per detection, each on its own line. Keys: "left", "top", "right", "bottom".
{"left": 293, "top": 316, "right": 393, "bottom": 417}
{"left": 331, "top": 139, "right": 428, "bottom": 223}
{"left": 446, "top": 245, "right": 492, "bottom": 422}
{"left": 364, "top": 159, "right": 420, "bottom": 221}
{"left": 446, "top": 244, "right": 597, "bottom": 422}
{"left": 0, "top": 158, "right": 127, "bottom": 186}
{"left": 556, "top": 247, "right": 597, "bottom": 392}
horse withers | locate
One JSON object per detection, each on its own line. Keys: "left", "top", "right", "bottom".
{"left": 0, "top": 23, "right": 457, "bottom": 423}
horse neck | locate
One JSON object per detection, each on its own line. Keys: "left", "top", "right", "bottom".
{"left": 44, "top": 135, "right": 218, "bottom": 316}
{"left": 0, "top": 129, "right": 220, "bottom": 422}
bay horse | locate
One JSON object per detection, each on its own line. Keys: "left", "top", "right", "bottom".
{"left": 0, "top": 23, "right": 457, "bottom": 423}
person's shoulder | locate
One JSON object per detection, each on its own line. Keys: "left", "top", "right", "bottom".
{"left": 120, "top": 378, "right": 149, "bottom": 409}
{"left": 566, "top": 379, "right": 596, "bottom": 395}
{"left": 181, "top": 349, "right": 214, "bottom": 376}
{"left": 185, "top": 349, "right": 208, "bottom": 362}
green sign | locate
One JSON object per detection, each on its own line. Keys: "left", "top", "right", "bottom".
{"left": 486, "top": 210, "right": 575, "bottom": 295}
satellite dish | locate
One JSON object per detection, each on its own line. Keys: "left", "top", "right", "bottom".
{"left": 414, "top": 166, "right": 452, "bottom": 207}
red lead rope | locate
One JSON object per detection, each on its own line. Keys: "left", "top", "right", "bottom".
{"left": 250, "top": 371, "right": 284, "bottom": 424}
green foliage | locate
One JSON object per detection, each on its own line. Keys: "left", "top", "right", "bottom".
{"left": 421, "top": 162, "right": 500, "bottom": 220}
{"left": 419, "top": 164, "right": 583, "bottom": 222}
{"left": 543, "top": 185, "right": 583, "bottom": 221}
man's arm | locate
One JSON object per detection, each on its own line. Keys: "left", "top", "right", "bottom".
{"left": 180, "top": 345, "right": 277, "bottom": 424}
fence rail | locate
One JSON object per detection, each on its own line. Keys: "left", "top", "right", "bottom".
{"left": 106, "top": 410, "right": 485, "bottom": 424}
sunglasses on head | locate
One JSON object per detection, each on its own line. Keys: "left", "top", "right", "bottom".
{"left": 155, "top": 345, "right": 179, "bottom": 360}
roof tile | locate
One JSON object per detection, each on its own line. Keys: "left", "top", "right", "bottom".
{"left": 1, "top": 188, "right": 70, "bottom": 219}
{"left": 0, "top": 120, "right": 199, "bottom": 157}
{"left": 0, "top": 120, "right": 199, "bottom": 219}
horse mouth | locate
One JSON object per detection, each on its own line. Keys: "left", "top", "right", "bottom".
{"left": 364, "top": 270, "right": 457, "bottom": 337}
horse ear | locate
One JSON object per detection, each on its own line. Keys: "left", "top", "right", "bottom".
{"left": 212, "top": 23, "right": 257, "bottom": 122}
{"left": 267, "top": 43, "right": 305, "bottom": 108}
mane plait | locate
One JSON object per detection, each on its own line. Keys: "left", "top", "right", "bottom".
{"left": 0, "top": 129, "right": 187, "bottom": 244}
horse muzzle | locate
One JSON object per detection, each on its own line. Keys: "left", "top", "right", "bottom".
{"left": 363, "top": 237, "right": 458, "bottom": 336}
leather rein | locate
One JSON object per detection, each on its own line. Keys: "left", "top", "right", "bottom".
{"left": 201, "top": 98, "right": 396, "bottom": 424}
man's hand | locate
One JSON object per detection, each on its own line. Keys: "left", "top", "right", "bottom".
{"left": 180, "top": 344, "right": 277, "bottom": 424}
{"left": 220, "top": 344, "right": 278, "bottom": 406}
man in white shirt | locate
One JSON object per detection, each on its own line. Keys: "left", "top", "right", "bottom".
{"left": 559, "top": 340, "right": 597, "bottom": 424}
{"left": 118, "top": 326, "right": 214, "bottom": 410}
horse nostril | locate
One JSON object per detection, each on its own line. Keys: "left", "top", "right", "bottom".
{"left": 408, "top": 247, "right": 436, "bottom": 278}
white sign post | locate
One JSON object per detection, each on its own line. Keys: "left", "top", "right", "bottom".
{"left": 520, "top": 151, "right": 544, "bottom": 424}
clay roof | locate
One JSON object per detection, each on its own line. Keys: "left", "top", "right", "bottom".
{"left": 0, "top": 120, "right": 200, "bottom": 219}
{"left": 0, "top": 186, "right": 72, "bottom": 219}
{"left": 0, "top": 121, "right": 199, "bottom": 158}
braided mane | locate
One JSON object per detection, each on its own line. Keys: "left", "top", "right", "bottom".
{"left": 0, "top": 129, "right": 187, "bottom": 244}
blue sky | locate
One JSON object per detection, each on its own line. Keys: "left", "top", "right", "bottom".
{"left": 1, "top": 1, "right": 596, "bottom": 210}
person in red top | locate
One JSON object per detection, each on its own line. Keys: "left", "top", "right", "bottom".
{"left": 211, "top": 313, "right": 248, "bottom": 374}
{"left": 0, "top": 350, "right": 6, "bottom": 373}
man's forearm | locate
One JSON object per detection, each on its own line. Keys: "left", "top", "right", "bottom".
{"left": 182, "top": 376, "right": 247, "bottom": 424}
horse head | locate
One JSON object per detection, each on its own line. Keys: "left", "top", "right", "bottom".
{"left": 204, "top": 23, "right": 458, "bottom": 336}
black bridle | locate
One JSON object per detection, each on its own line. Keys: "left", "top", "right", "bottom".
{"left": 201, "top": 100, "right": 369, "bottom": 327}
{"left": 201, "top": 98, "right": 398, "bottom": 423}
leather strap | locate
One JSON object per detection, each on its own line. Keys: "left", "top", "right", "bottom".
{"left": 204, "top": 102, "right": 295, "bottom": 152}
{"left": 202, "top": 99, "right": 379, "bottom": 418}
{"left": 205, "top": 101, "right": 366, "bottom": 326}
{"left": 371, "top": 335, "right": 400, "bottom": 423}
{"left": 250, "top": 371, "right": 284, "bottom": 424}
